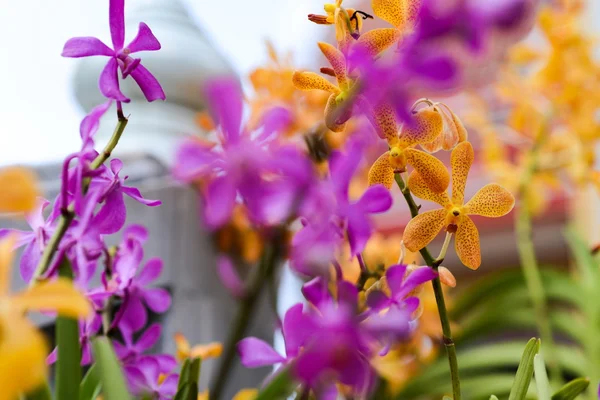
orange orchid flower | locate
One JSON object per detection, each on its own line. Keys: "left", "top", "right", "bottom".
{"left": 371, "top": 0, "right": 421, "bottom": 37}
{"left": 367, "top": 105, "right": 450, "bottom": 193}
{"left": 403, "top": 142, "right": 515, "bottom": 269}
{"left": 174, "top": 332, "right": 223, "bottom": 362}
{"left": 0, "top": 235, "right": 90, "bottom": 400}
{"left": 293, "top": 42, "right": 354, "bottom": 132}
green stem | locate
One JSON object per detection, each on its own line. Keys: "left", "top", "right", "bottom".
{"left": 30, "top": 113, "right": 128, "bottom": 285}
{"left": 210, "top": 234, "right": 284, "bottom": 400}
{"left": 395, "top": 173, "right": 461, "bottom": 400}
{"left": 515, "top": 135, "right": 561, "bottom": 383}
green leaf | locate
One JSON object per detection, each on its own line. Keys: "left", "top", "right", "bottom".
{"left": 80, "top": 364, "right": 101, "bottom": 400}
{"left": 255, "top": 366, "right": 296, "bottom": 400}
{"left": 174, "top": 383, "right": 198, "bottom": 400}
{"left": 551, "top": 377, "right": 590, "bottom": 400}
{"left": 534, "top": 354, "right": 551, "bottom": 400}
{"left": 509, "top": 338, "right": 540, "bottom": 400}
{"left": 25, "top": 382, "right": 52, "bottom": 400}
{"left": 174, "top": 358, "right": 201, "bottom": 400}
{"left": 92, "top": 336, "right": 131, "bottom": 400}
{"left": 565, "top": 227, "right": 599, "bottom": 288}
{"left": 55, "top": 260, "right": 82, "bottom": 400}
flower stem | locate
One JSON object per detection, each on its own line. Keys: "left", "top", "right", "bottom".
{"left": 436, "top": 232, "right": 453, "bottom": 264}
{"left": 515, "top": 130, "right": 561, "bottom": 383}
{"left": 30, "top": 112, "right": 129, "bottom": 286}
{"left": 210, "top": 232, "right": 285, "bottom": 400}
{"left": 395, "top": 173, "right": 461, "bottom": 400}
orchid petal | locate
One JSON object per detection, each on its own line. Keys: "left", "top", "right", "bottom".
{"left": 122, "top": 186, "right": 162, "bottom": 206}
{"left": 203, "top": 176, "right": 237, "bottom": 228}
{"left": 282, "top": 303, "right": 309, "bottom": 358}
{"left": 356, "top": 28, "right": 399, "bottom": 56}
{"left": 237, "top": 338, "right": 285, "bottom": 368}
{"left": 142, "top": 288, "right": 171, "bottom": 313}
{"left": 0, "top": 168, "right": 40, "bottom": 213}
{"left": 317, "top": 42, "right": 348, "bottom": 87}
{"left": 109, "top": 0, "right": 125, "bottom": 50}
{"left": 129, "top": 64, "right": 166, "bottom": 102}
{"left": 205, "top": 78, "right": 243, "bottom": 144}
{"left": 172, "top": 139, "right": 217, "bottom": 182}
{"left": 136, "top": 257, "right": 162, "bottom": 286}
{"left": 455, "top": 215, "right": 481, "bottom": 270}
{"left": 135, "top": 323, "right": 161, "bottom": 352}
{"left": 397, "top": 108, "right": 444, "bottom": 148}
{"left": 370, "top": 102, "right": 399, "bottom": 143}
{"left": 465, "top": 183, "right": 515, "bottom": 217}
{"left": 126, "top": 22, "right": 161, "bottom": 53}
{"left": 394, "top": 266, "right": 437, "bottom": 300}
{"left": 80, "top": 101, "right": 112, "bottom": 144}
{"left": 357, "top": 184, "right": 393, "bottom": 213}
{"left": 12, "top": 278, "right": 91, "bottom": 318}
{"left": 217, "top": 256, "right": 244, "bottom": 298}
{"left": 403, "top": 208, "right": 446, "bottom": 252}
{"left": 451, "top": 142, "right": 474, "bottom": 205}
{"left": 99, "top": 58, "right": 130, "bottom": 102}
{"left": 367, "top": 152, "right": 395, "bottom": 189}
{"left": 405, "top": 148, "right": 450, "bottom": 193}
{"left": 62, "top": 37, "right": 114, "bottom": 58}
{"left": 366, "top": 290, "right": 391, "bottom": 311}
{"left": 407, "top": 171, "right": 450, "bottom": 206}
{"left": 20, "top": 240, "right": 40, "bottom": 284}
{"left": 292, "top": 71, "right": 340, "bottom": 94}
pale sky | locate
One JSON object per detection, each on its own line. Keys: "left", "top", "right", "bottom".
{"left": 0, "top": 0, "right": 329, "bottom": 166}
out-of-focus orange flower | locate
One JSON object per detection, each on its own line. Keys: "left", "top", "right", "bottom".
{"left": 0, "top": 167, "right": 40, "bottom": 214}
{"left": 174, "top": 333, "right": 222, "bottom": 362}
{"left": 215, "top": 205, "right": 264, "bottom": 264}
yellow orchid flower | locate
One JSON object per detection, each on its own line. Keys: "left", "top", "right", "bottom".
{"left": 308, "top": 0, "right": 360, "bottom": 49}
{"left": 0, "top": 235, "right": 90, "bottom": 400}
{"left": 367, "top": 105, "right": 450, "bottom": 193}
{"left": 403, "top": 142, "right": 515, "bottom": 269}
{"left": 233, "top": 389, "right": 258, "bottom": 400}
{"left": 293, "top": 42, "right": 354, "bottom": 132}
{"left": 0, "top": 167, "right": 40, "bottom": 214}
{"left": 174, "top": 332, "right": 222, "bottom": 362}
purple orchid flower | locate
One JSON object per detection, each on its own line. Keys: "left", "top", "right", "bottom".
{"left": 80, "top": 101, "right": 113, "bottom": 150}
{"left": 114, "top": 321, "right": 177, "bottom": 371}
{"left": 237, "top": 303, "right": 313, "bottom": 369}
{"left": 62, "top": 0, "right": 165, "bottom": 102}
{"left": 90, "top": 159, "right": 161, "bottom": 235}
{"left": 0, "top": 198, "right": 56, "bottom": 282}
{"left": 366, "top": 264, "right": 438, "bottom": 313}
{"left": 48, "top": 313, "right": 102, "bottom": 366}
{"left": 124, "top": 357, "right": 178, "bottom": 400}
{"left": 173, "top": 78, "right": 310, "bottom": 228}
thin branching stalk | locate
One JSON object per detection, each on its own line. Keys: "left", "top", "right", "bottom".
{"left": 395, "top": 173, "right": 461, "bottom": 400}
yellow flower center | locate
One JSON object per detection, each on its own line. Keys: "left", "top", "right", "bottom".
{"left": 388, "top": 146, "right": 407, "bottom": 172}
{"left": 446, "top": 205, "right": 464, "bottom": 226}
{"left": 324, "top": 3, "right": 336, "bottom": 13}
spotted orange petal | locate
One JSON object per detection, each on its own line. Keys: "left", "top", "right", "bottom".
{"left": 324, "top": 94, "right": 349, "bottom": 132}
{"left": 356, "top": 28, "right": 400, "bottom": 56}
{"left": 465, "top": 183, "right": 515, "bottom": 217}
{"left": 405, "top": 148, "right": 450, "bottom": 193}
{"left": 13, "top": 278, "right": 91, "bottom": 319}
{"left": 292, "top": 71, "right": 340, "bottom": 94}
{"left": 407, "top": 171, "right": 450, "bottom": 206}
{"left": 370, "top": 101, "right": 398, "bottom": 143}
{"left": 451, "top": 141, "right": 474, "bottom": 205}
{"left": 455, "top": 215, "right": 481, "bottom": 270}
{"left": 317, "top": 42, "right": 348, "bottom": 88}
{"left": 368, "top": 152, "right": 395, "bottom": 189}
{"left": 190, "top": 342, "right": 223, "bottom": 360}
{"left": 397, "top": 107, "right": 444, "bottom": 148}
{"left": 403, "top": 208, "right": 447, "bottom": 252}
{"left": 371, "top": 0, "right": 418, "bottom": 28}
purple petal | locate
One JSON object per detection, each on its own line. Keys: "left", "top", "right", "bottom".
{"left": 99, "top": 58, "right": 130, "bottom": 102}
{"left": 129, "top": 64, "right": 166, "bottom": 102}
{"left": 282, "top": 303, "right": 310, "bottom": 358}
{"left": 366, "top": 291, "right": 391, "bottom": 311}
{"left": 123, "top": 224, "right": 149, "bottom": 243}
{"left": 80, "top": 101, "right": 112, "bottom": 144}
{"left": 404, "top": 296, "right": 420, "bottom": 313}
{"left": 217, "top": 256, "right": 244, "bottom": 298}
{"left": 294, "top": 349, "right": 330, "bottom": 383}
{"left": 152, "top": 354, "right": 177, "bottom": 373}
{"left": 394, "top": 266, "right": 437, "bottom": 300}
{"left": 92, "top": 190, "right": 126, "bottom": 235}
{"left": 255, "top": 106, "right": 292, "bottom": 142}
{"left": 142, "top": 288, "right": 172, "bottom": 313}
{"left": 346, "top": 208, "right": 372, "bottom": 256}
{"left": 122, "top": 295, "right": 148, "bottom": 332}
{"left": 385, "top": 264, "right": 408, "bottom": 297}
{"left": 124, "top": 365, "right": 151, "bottom": 393}
{"left": 25, "top": 198, "right": 50, "bottom": 230}
{"left": 20, "top": 240, "right": 40, "bottom": 283}
{"left": 338, "top": 352, "right": 371, "bottom": 388}
{"left": 172, "top": 139, "right": 218, "bottom": 182}
{"left": 109, "top": 0, "right": 125, "bottom": 50}
{"left": 329, "top": 142, "right": 361, "bottom": 200}
{"left": 337, "top": 280, "right": 359, "bottom": 310}
{"left": 237, "top": 337, "right": 285, "bottom": 368}
{"left": 316, "top": 385, "right": 339, "bottom": 400}
{"left": 203, "top": 175, "right": 236, "bottom": 228}
{"left": 122, "top": 186, "right": 161, "bottom": 206}
{"left": 363, "top": 307, "right": 411, "bottom": 337}
{"left": 136, "top": 257, "right": 163, "bottom": 286}
{"left": 81, "top": 342, "right": 94, "bottom": 365}
{"left": 136, "top": 323, "right": 162, "bottom": 352}
{"left": 159, "top": 374, "right": 179, "bottom": 396}
{"left": 301, "top": 277, "right": 329, "bottom": 309}
{"left": 46, "top": 348, "right": 57, "bottom": 365}
{"left": 204, "top": 78, "right": 243, "bottom": 144}
{"left": 126, "top": 22, "right": 161, "bottom": 53}
{"left": 357, "top": 185, "right": 393, "bottom": 213}
{"left": 62, "top": 37, "right": 114, "bottom": 58}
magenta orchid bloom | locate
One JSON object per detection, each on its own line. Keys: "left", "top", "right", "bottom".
{"left": 62, "top": 0, "right": 165, "bottom": 102}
